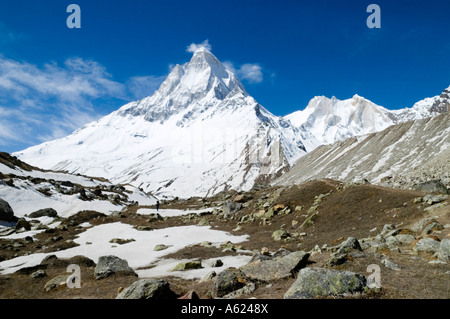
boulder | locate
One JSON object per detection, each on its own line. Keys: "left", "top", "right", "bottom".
{"left": 272, "top": 229, "right": 290, "bottom": 241}
{"left": 222, "top": 200, "right": 242, "bottom": 217}
{"left": 284, "top": 268, "right": 367, "bottom": 299}
{"left": 335, "top": 237, "right": 363, "bottom": 254}
{"left": 28, "top": 208, "right": 58, "bottom": 218}
{"left": 15, "top": 218, "right": 31, "bottom": 231}
{"left": 423, "top": 194, "right": 448, "bottom": 205}
{"left": 0, "top": 198, "right": 15, "bottom": 222}
{"left": 116, "top": 279, "right": 176, "bottom": 299}
{"left": 154, "top": 244, "right": 171, "bottom": 251}
{"left": 240, "top": 251, "right": 309, "bottom": 282}
{"left": 327, "top": 237, "right": 365, "bottom": 266}
{"left": 413, "top": 237, "right": 441, "bottom": 254}
{"left": 415, "top": 180, "right": 449, "bottom": 194}
{"left": 213, "top": 268, "right": 246, "bottom": 298}
{"left": 44, "top": 274, "right": 70, "bottom": 292}
{"left": 395, "top": 234, "right": 416, "bottom": 244}
{"left": 438, "top": 238, "right": 450, "bottom": 261}
{"left": 94, "top": 255, "right": 137, "bottom": 279}
{"left": 381, "top": 258, "right": 401, "bottom": 271}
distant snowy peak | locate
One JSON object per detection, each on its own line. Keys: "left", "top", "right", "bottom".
{"left": 118, "top": 48, "right": 249, "bottom": 124}
{"left": 392, "top": 86, "right": 450, "bottom": 121}
{"left": 286, "top": 86, "right": 449, "bottom": 147}
{"left": 285, "top": 94, "right": 395, "bottom": 146}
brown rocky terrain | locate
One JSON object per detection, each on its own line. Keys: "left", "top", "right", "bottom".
{"left": 0, "top": 179, "right": 448, "bottom": 300}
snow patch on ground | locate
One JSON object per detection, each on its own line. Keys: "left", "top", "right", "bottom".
{"left": 0, "top": 221, "right": 250, "bottom": 279}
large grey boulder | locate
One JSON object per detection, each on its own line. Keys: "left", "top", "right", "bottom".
{"left": 116, "top": 279, "right": 176, "bottom": 299}
{"left": 240, "top": 251, "right": 309, "bottom": 282}
{"left": 284, "top": 268, "right": 367, "bottom": 299}
{"left": 213, "top": 268, "right": 246, "bottom": 298}
{"left": 0, "top": 198, "right": 15, "bottom": 222}
{"left": 94, "top": 255, "right": 137, "bottom": 279}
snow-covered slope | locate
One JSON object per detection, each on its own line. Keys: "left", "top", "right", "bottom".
{"left": 0, "top": 152, "right": 155, "bottom": 218}
{"left": 285, "top": 87, "right": 449, "bottom": 147}
{"left": 15, "top": 48, "right": 309, "bottom": 199}
{"left": 276, "top": 112, "right": 450, "bottom": 190}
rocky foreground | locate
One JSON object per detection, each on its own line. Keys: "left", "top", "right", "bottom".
{"left": 0, "top": 179, "right": 449, "bottom": 299}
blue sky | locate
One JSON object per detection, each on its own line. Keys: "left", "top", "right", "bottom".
{"left": 0, "top": 0, "right": 449, "bottom": 153}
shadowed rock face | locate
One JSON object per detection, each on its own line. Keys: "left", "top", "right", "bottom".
{"left": 430, "top": 87, "right": 450, "bottom": 114}
{"left": 0, "top": 198, "right": 15, "bottom": 222}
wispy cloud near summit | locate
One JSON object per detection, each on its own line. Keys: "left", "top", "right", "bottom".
{"left": 186, "top": 40, "right": 212, "bottom": 53}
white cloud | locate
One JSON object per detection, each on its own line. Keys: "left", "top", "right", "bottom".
{"left": 224, "top": 61, "right": 264, "bottom": 84}
{"left": 238, "top": 63, "right": 263, "bottom": 84}
{"left": 0, "top": 55, "right": 133, "bottom": 150}
{"left": 186, "top": 39, "right": 212, "bottom": 53}
{"left": 0, "top": 54, "right": 172, "bottom": 152}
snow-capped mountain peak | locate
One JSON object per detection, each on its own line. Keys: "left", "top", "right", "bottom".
{"left": 285, "top": 94, "right": 395, "bottom": 146}
{"left": 15, "top": 49, "right": 308, "bottom": 199}
{"left": 118, "top": 49, "right": 247, "bottom": 124}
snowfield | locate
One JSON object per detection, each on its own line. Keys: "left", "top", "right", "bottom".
{"left": 0, "top": 221, "right": 250, "bottom": 280}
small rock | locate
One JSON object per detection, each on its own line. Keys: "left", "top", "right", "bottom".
{"left": 382, "top": 258, "right": 401, "bottom": 271}
{"left": 335, "top": 237, "right": 363, "bottom": 254}
{"left": 273, "top": 204, "right": 286, "bottom": 212}
{"left": 272, "top": 229, "right": 290, "bottom": 241}
{"left": 212, "top": 259, "right": 224, "bottom": 267}
{"left": 422, "top": 221, "right": 444, "bottom": 235}
{"left": 197, "top": 218, "right": 210, "bottom": 226}
{"left": 170, "top": 261, "right": 203, "bottom": 272}
{"left": 30, "top": 270, "right": 47, "bottom": 279}
{"left": 109, "top": 238, "right": 135, "bottom": 245}
{"left": 44, "top": 274, "right": 69, "bottom": 292}
{"left": 200, "top": 271, "right": 217, "bottom": 282}
{"left": 146, "top": 213, "right": 163, "bottom": 222}
{"left": 136, "top": 226, "right": 153, "bottom": 231}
